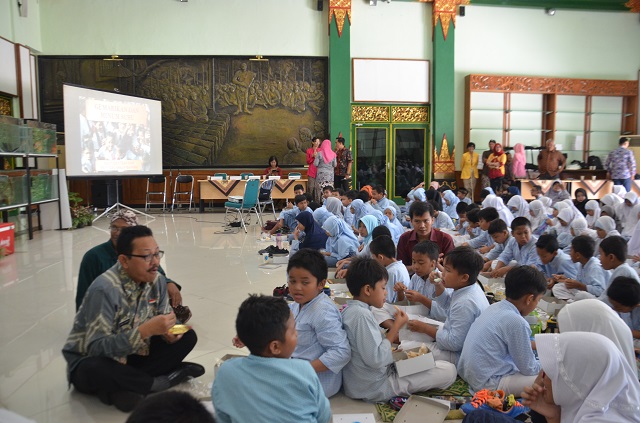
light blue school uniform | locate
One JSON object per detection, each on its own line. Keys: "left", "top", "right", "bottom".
{"left": 433, "top": 212, "right": 455, "bottom": 230}
{"left": 344, "top": 206, "right": 355, "bottom": 227}
{"left": 497, "top": 236, "right": 541, "bottom": 267}
{"left": 279, "top": 206, "right": 300, "bottom": 229}
{"left": 575, "top": 257, "right": 608, "bottom": 297}
{"left": 467, "top": 230, "right": 495, "bottom": 249}
{"left": 458, "top": 300, "right": 540, "bottom": 393}
{"left": 408, "top": 273, "right": 448, "bottom": 321}
{"left": 385, "top": 261, "right": 411, "bottom": 303}
{"left": 290, "top": 293, "right": 351, "bottom": 397}
{"left": 486, "top": 235, "right": 510, "bottom": 261}
{"left": 539, "top": 249, "right": 578, "bottom": 279}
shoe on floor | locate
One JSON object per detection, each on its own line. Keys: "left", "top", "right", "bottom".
{"left": 167, "top": 362, "right": 206, "bottom": 388}
{"left": 258, "top": 245, "right": 276, "bottom": 255}
{"left": 98, "top": 390, "right": 145, "bottom": 412}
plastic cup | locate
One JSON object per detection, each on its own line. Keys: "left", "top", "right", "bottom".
{"left": 591, "top": 175, "right": 597, "bottom": 181}
{"left": 580, "top": 175, "right": 585, "bottom": 180}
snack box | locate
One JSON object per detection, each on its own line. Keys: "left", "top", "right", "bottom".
{"left": 394, "top": 396, "right": 450, "bottom": 423}
{"left": 478, "top": 273, "right": 505, "bottom": 287}
{"left": 333, "top": 293, "right": 352, "bottom": 305}
{"left": 271, "top": 253, "right": 289, "bottom": 264}
{"left": 392, "top": 346, "right": 436, "bottom": 377}
{"left": 538, "top": 296, "right": 567, "bottom": 314}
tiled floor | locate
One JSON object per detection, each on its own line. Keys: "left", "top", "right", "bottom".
{"left": 0, "top": 211, "right": 380, "bottom": 422}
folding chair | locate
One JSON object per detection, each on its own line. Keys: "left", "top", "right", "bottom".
{"left": 224, "top": 178, "right": 261, "bottom": 233}
{"left": 240, "top": 172, "right": 254, "bottom": 180}
{"left": 171, "top": 175, "right": 194, "bottom": 212}
{"left": 145, "top": 175, "right": 167, "bottom": 211}
{"left": 214, "top": 173, "right": 228, "bottom": 180}
{"left": 257, "top": 179, "right": 277, "bottom": 221}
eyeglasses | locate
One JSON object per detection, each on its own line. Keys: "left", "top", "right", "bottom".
{"left": 127, "top": 251, "right": 164, "bottom": 262}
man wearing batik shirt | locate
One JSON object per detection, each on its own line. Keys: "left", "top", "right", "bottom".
{"left": 605, "top": 137, "right": 636, "bottom": 192}
{"left": 334, "top": 136, "right": 353, "bottom": 190}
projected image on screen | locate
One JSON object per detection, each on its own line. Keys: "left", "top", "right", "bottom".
{"left": 64, "top": 84, "right": 163, "bottom": 177}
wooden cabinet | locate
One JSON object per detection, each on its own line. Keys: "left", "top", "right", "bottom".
{"left": 464, "top": 74, "right": 638, "bottom": 164}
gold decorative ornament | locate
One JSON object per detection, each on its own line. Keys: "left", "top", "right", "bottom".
{"left": 351, "top": 105, "right": 390, "bottom": 122}
{"left": 392, "top": 106, "right": 429, "bottom": 123}
{"left": 329, "top": 0, "right": 352, "bottom": 37}
{"left": 419, "top": 0, "right": 470, "bottom": 40}
{"left": 433, "top": 135, "right": 455, "bottom": 173}
{"left": 0, "top": 96, "right": 11, "bottom": 116}
{"left": 625, "top": 0, "right": 640, "bottom": 12}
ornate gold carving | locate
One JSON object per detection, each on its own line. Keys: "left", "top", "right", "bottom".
{"left": 626, "top": 0, "right": 640, "bottom": 12}
{"left": 433, "top": 135, "right": 455, "bottom": 173}
{"left": 351, "top": 106, "right": 389, "bottom": 122}
{"left": 469, "top": 74, "right": 638, "bottom": 96}
{"left": 0, "top": 96, "right": 11, "bottom": 116}
{"left": 329, "top": 0, "right": 352, "bottom": 37}
{"left": 392, "top": 106, "right": 429, "bottom": 123}
{"left": 418, "top": 0, "right": 469, "bottom": 40}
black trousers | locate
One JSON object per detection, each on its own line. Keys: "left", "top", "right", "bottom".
{"left": 70, "top": 329, "right": 197, "bottom": 396}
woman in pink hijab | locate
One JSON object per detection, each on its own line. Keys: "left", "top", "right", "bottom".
{"left": 314, "top": 139, "right": 337, "bottom": 190}
{"left": 512, "top": 143, "right": 527, "bottom": 179}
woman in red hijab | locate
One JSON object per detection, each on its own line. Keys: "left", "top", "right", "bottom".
{"left": 487, "top": 143, "right": 507, "bottom": 193}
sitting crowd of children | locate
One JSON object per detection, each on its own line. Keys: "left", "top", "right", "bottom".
{"left": 212, "top": 180, "right": 640, "bottom": 423}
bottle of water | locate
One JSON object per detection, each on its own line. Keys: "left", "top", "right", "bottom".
{"left": 276, "top": 234, "right": 283, "bottom": 249}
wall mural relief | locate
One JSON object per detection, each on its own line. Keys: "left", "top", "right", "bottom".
{"left": 38, "top": 57, "right": 328, "bottom": 168}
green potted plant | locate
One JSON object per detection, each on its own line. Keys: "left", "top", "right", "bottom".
{"left": 69, "top": 192, "right": 93, "bottom": 229}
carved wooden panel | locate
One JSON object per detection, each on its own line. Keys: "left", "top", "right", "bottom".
{"left": 469, "top": 74, "right": 638, "bottom": 96}
{"left": 391, "top": 106, "right": 430, "bottom": 123}
{"left": 351, "top": 105, "right": 390, "bottom": 122}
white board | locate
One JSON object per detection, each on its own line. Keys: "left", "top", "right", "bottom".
{"left": 0, "top": 38, "right": 18, "bottom": 96}
{"left": 353, "top": 58, "right": 429, "bottom": 103}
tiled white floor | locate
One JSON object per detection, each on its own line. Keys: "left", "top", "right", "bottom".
{"left": 0, "top": 211, "right": 380, "bottom": 422}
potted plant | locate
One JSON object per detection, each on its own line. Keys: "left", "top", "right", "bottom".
{"left": 69, "top": 192, "right": 93, "bottom": 229}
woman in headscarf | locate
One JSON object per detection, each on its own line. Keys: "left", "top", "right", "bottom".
{"left": 321, "top": 215, "right": 359, "bottom": 267}
{"left": 511, "top": 143, "right": 527, "bottom": 179}
{"left": 325, "top": 196, "right": 343, "bottom": 218}
{"left": 557, "top": 299, "right": 636, "bottom": 370}
{"left": 626, "top": 207, "right": 640, "bottom": 257}
{"left": 612, "top": 184, "right": 627, "bottom": 199}
{"left": 555, "top": 208, "right": 574, "bottom": 248}
{"left": 545, "top": 180, "right": 571, "bottom": 205}
{"left": 312, "top": 207, "right": 333, "bottom": 227}
{"left": 291, "top": 210, "right": 328, "bottom": 253}
{"left": 584, "top": 200, "right": 601, "bottom": 228}
{"left": 486, "top": 143, "right": 507, "bottom": 193}
{"left": 313, "top": 139, "right": 337, "bottom": 190}
{"left": 561, "top": 198, "right": 583, "bottom": 221}
{"left": 572, "top": 188, "right": 588, "bottom": 216}
{"left": 545, "top": 201, "right": 569, "bottom": 228}
{"left": 569, "top": 217, "right": 598, "bottom": 240}
{"left": 595, "top": 216, "right": 621, "bottom": 240}
{"left": 349, "top": 199, "right": 375, "bottom": 226}
{"left": 529, "top": 200, "right": 550, "bottom": 236}
{"left": 506, "top": 195, "right": 530, "bottom": 219}
{"left": 601, "top": 193, "right": 623, "bottom": 208}
{"left": 521, "top": 332, "right": 640, "bottom": 423}
{"left": 357, "top": 215, "right": 381, "bottom": 257}
{"left": 618, "top": 192, "right": 639, "bottom": 237}
{"left": 539, "top": 196, "right": 554, "bottom": 215}
{"left": 482, "top": 194, "right": 514, "bottom": 226}
{"left": 383, "top": 207, "right": 405, "bottom": 244}
{"left": 442, "top": 190, "right": 460, "bottom": 221}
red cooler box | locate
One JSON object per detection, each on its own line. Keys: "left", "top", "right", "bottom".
{"left": 0, "top": 223, "right": 15, "bottom": 255}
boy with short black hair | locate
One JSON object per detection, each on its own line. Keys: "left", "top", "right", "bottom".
{"left": 456, "top": 188, "right": 472, "bottom": 205}
{"left": 482, "top": 219, "right": 511, "bottom": 271}
{"left": 455, "top": 202, "right": 469, "bottom": 235}
{"left": 406, "top": 246, "right": 490, "bottom": 364}
{"left": 341, "top": 190, "right": 358, "bottom": 226}
{"left": 463, "top": 207, "right": 499, "bottom": 254}
{"left": 459, "top": 266, "right": 546, "bottom": 395}
{"left": 552, "top": 235, "right": 608, "bottom": 301}
{"left": 598, "top": 236, "right": 640, "bottom": 302}
{"left": 333, "top": 188, "right": 345, "bottom": 197}
{"left": 535, "top": 234, "right": 578, "bottom": 289}
{"left": 322, "top": 186, "right": 334, "bottom": 203}
{"left": 212, "top": 295, "right": 330, "bottom": 423}
{"left": 465, "top": 208, "right": 482, "bottom": 238}
{"left": 265, "top": 194, "right": 309, "bottom": 236}
{"left": 287, "top": 249, "right": 351, "bottom": 397}
{"left": 429, "top": 200, "right": 455, "bottom": 230}
{"left": 607, "top": 277, "right": 640, "bottom": 346}
{"left": 341, "top": 257, "right": 456, "bottom": 402}
{"left": 491, "top": 217, "right": 541, "bottom": 277}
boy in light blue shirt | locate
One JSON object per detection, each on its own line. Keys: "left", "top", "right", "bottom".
{"left": 406, "top": 246, "right": 490, "bottom": 364}
{"left": 607, "top": 277, "right": 640, "bottom": 347}
{"left": 458, "top": 266, "right": 545, "bottom": 395}
{"left": 535, "top": 234, "right": 578, "bottom": 289}
{"left": 429, "top": 200, "right": 455, "bottom": 231}
{"left": 483, "top": 219, "right": 511, "bottom": 271}
{"left": 492, "top": 217, "right": 542, "bottom": 278}
{"left": 552, "top": 235, "right": 608, "bottom": 300}
{"left": 463, "top": 207, "right": 499, "bottom": 254}
{"left": 213, "top": 295, "right": 330, "bottom": 423}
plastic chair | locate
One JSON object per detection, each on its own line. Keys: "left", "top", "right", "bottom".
{"left": 288, "top": 172, "right": 301, "bottom": 179}
{"left": 171, "top": 175, "right": 194, "bottom": 212}
{"left": 214, "top": 173, "right": 228, "bottom": 180}
{"left": 225, "top": 178, "right": 261, "bottom": 233}
{"left": 257, "top": 179, "right": 277, "bottom": 221}
{"left": 145, "top": 175, "right": 167, "bottom": 211}
{"left": 240, "top": 172, "right": 253, "bottom": 180}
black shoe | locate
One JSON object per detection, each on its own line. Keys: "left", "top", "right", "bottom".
{"left": 98, "top": 390, "right": 145, "bottom": 412}
{"left": 167, "top": 362, "right": 205, "bottom": 388}
{"left": 258, "top": 245, "right": 276, "bottom": 255}
{"left": 271, "top": 247, "right": 289, "bottom": 255}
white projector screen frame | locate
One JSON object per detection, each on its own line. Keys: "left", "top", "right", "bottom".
{"left": 352, "top": 58, "right": 430, "bottom": 103}
{"left": 63, "top": 84, "right": 163, "bottom": 178}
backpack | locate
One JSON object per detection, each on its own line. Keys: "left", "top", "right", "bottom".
{"left": 587, "top": 155, "right": 603, "bottom": 169}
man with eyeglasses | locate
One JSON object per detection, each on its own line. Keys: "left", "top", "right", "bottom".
{"left": 75, "top": 210, "right": 182, "bottom": 312}
{"left": 63, "top": 225, "right": 204, "bottom": 412}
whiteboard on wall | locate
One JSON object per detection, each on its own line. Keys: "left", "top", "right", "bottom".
{"left": 353, "top": 58, "right": 430, "bottom": 103}
{"left": 18, "top": 45, "right": 34, "bottom": 119}
{"left": 0, "top": 37, "right": 18, "bottom": 96}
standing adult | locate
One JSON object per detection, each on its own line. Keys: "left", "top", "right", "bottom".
{"left": 306, "top": 137, "right": 321, "bottom": 203}
{"left": 605, "top": 136, "right": 636, "bottom": 192}
{"left": 314, "top": 139, "right": 337, "bottom": 190}
{"left": 487, "top": 143, "right": 507, "bottom": 194}
{"left": 512, "top": 143, "right": 527, "bottom": 179}
{"left": 334, "top": 136, "right": 353, "bottom": 191}
{"left": 460, "top": 142, "right": 479, "bottom": 202}
{"left": 481, "top": 139, "right": 496, "bottom": 189}
{"left": 537, "top": 139, "right": 566, "bottom": 179}
{"left": 63, "top": 226, "right": 204, "bottom": 412}
{"left": 396, "top": 201, "right": 454, "bottom": 273}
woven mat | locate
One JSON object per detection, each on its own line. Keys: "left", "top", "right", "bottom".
{"left": 375, "top": 377, "right": 472, "bottom": 422}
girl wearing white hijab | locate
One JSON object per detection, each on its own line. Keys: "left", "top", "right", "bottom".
{"left": 625, "top": 206, "right": 640, "bottom": 257}
{"left": 595, "top": 216, "right": 621, "bottom": 240}
{"left": 600, "top": 193, "right": 623, "bottom": 208}
{"left": 569, "top": 217, "right": 597, "bottom": 240}
{"left": 619, "top": 192, "right": 640, "bottom": 237}
{"left": 584, "top": 200, "right": 601, "bottom": 228}
{"left": 612, "top": 184, "right": 628, "bottom": 199}
{"left": 482, "top": 195, "right": 514, "bottom": 226}
{"left": 557, "top": 299, "right": 636, "bottom": 370}
{"left": 539, "top": 196, "right": 553, "bottom": 214}
{"left": 506, "top": 195, "right": 529, "bottom": 218}
{"left": 529, "top": 200, "right": 550, "bottom": 236}
{"left": 442, "top": 190, "right": 460, "bottom": 221}
{"left": 561, "top": 199, "right": 582, "bottom": 221}
{"left": 383, "top": 207, "right": 405, "bottom": 244}
{"left": 545, "top": 201, "right": 569, "bottom": 229}
{"left": 522, "top": 332, "right": 640, "bottom": 423}
{"left": 555, "top": 208, "right": 574, "bottom": 249}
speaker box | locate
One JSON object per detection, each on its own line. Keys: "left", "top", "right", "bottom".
{"left": 91, "top": 180, "right": 121, "bottom": 208}
{"left": 459, "top": 5, "right": 465, "bottom": 16}
{"left": 317, "top": 0, "right": 323, "bottom": 11}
